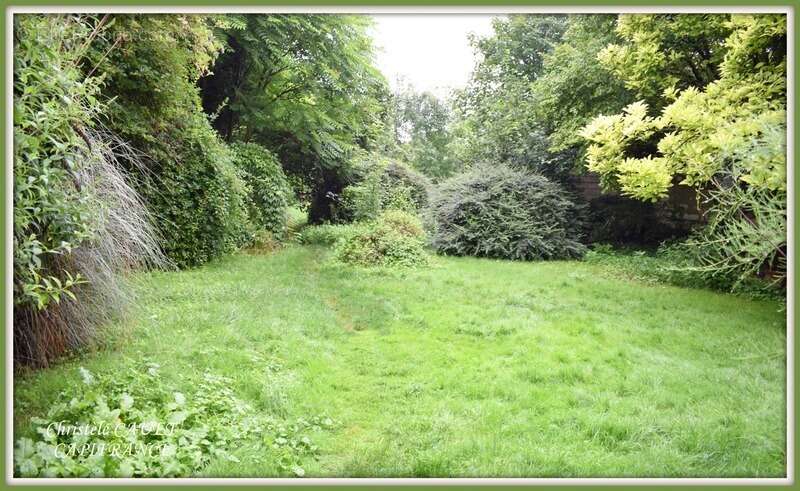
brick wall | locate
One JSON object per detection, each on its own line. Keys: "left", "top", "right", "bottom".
{"left": 571, "top": 172, "right": 705, "bottom": 229}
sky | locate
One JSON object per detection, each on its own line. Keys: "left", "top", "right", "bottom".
{"left": 369, "top": 15, "right": 498, "bottom": 99}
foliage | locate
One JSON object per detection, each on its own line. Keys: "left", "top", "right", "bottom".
{"left": 580, "top": 14, "right": 786, "bottom": 291}
{"left": 231, "top": 142, "right": 291, "bottom": 237}
{"left": 530, "top": 15, "right": 632, "bottom": 152}
{"left": 283, "top": 206, "right": 309, "bottom": 241}
{"left": 13, "top": 15, "right": 105, "bottom": 310}
{"left": 338, "top": 153, "right": 431, "bottom": 223}
{"left": 451, "top": 15, "right": 577, "bottom": 182}
{"left": 13, "top": 15, "right": 164, "bottom": 366}
{"left": 200, "top": 14, "right": 390, "bottom": 223}
{"left": 428, "top": 164, "right": 586, "bottom": 260}
{"left": 146, "top": 132, "right": 251, "bottom": 267}
{"left": 15, "top": 364, "right": 335, "bottom": 477}
{"left": 597, "top": 14, "right": 731, "bottom": 107}
{"left": 297, "top": 223, "right": 361, "bottom": 246}
{"left": 245, "top": 230, "right": 282, "bottom": 255}
{"left": 333, "top": 210, "right": 429, "bottom": 268}
{"left": 580, "top": 14, "right": 786, "bottom": 201}
{"left": 390, "top": 81, "right": 460, "bottom": 180}
{"left": 672, "top": 171, "right": 786, "bottom": 293}
{"left": 88, "top": 14, "right": 252, "bottom": 268}
{"left": 471, "top": 14, "right": 568, "bottom": 85}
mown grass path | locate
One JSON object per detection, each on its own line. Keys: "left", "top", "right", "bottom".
{"left": 15, "top": 246, "right": 786, "bottom": 477}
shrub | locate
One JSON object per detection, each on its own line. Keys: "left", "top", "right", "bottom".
{"left": 88, "top": 14, "right": 251, "bottom": 268}
{"left": 427, "top": 164, "right": 586, "bottom": 260}
{"left": 231, "top": 142, "right": 291, "bottom": 237}
{"left": 246, "top": 230, "right": 281, "bottom": 255}
{"left": 13, "top": 15, "right": 165, "bottom": 366}
{"left": 143, "top": 130, "right": 251, "bottom": 268}
{"left": 338, "top": 153, "right": 431, "bottom": 222}
{"left": 668, "top": 171, "right": 786, "bottom": 294}
{"left": 333, "top": 210, "right": 429, "bottom": 267}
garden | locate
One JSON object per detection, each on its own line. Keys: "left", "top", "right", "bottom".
{"left": 12, "top": 12, "right": 787, "bottom": 479}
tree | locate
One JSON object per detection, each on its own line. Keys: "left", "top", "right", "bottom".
{"left": 530, "top": 14, "right": 632, "bottom": 152}
{"left": 581, "top": 14, "right": 787, "bottom": 290}
{"left": 199, "top": 14, "right": 390, "bottom": 223}
{"left": 390, "top": 81, "right": 459, "bottom": 180}
{"left": 597, "top": 14, "right": 731, "bottom": 108}
{"left": 452, "top": 14, "right": 575, "bottom": 182}
{"left": 580, "top": 14, "right": 785, "bottom": 200}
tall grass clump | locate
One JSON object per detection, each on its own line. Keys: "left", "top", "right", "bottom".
{"left": 14, "top": 15, "right": 165, "bottom": 366}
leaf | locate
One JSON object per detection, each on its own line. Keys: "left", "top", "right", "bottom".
{"left": 118, "top": 461, "right": 135, "bottom": 478}
{"left": 19, "top": 459, "right": 39, "bottom": 477}
{"left": 119, "top": 393, "right": 134, "bottom": 411}
{"left": 16, "top": 438, "right": 36, "bottom": 459}
{"left": 161, "top": 444, "right": 177, "bottom": 458}
{"left": 78, "top": 367, "right": 95, "bottom": 385}
{"left": 168, "top": 411, "right": 188, "bottom": 426}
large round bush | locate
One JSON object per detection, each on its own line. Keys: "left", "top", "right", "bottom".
{"left": 231, "top": 142, "right": 291, "bottom": 237}
{"left": 428, "top": 164, "right": 586, "bottom": 260}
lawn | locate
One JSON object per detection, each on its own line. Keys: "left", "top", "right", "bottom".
{"left": 14, "top": 245, "right": 786, "bottom": 477}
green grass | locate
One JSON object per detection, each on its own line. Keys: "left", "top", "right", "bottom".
{"left": 14, "top": 245, "right": 786, "bottom": 477}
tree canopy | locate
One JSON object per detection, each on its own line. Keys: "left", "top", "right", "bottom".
{"left": 581, "top": 14, "right": 786, "bottom": 200}
{"left": 200, "top": 14, "right": 390, "bottom": 222}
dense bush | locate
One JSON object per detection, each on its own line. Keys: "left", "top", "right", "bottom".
{"left": 338, "top": 153, "right": 431, "bottom": 222}
{"left": 231, "top": 142, "right": 291, "bottom": 237}
{"left": 428, "top": 164, "right": 586, "bottom": 260}
{"left": 333, "top": 210, "right": 429, "bottom": 267}
{"left": 142, "top": 128, "right": 251, "bottom": 267}
{"left": 13, "top": 15, "right": 164, "bottom": 366}
{"left": 89, "top": 15, "right": 251, "bottom": 268}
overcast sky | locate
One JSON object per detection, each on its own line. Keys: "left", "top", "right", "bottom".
{"left": 369, "top": 15, "right": 498, "bottom": 99}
